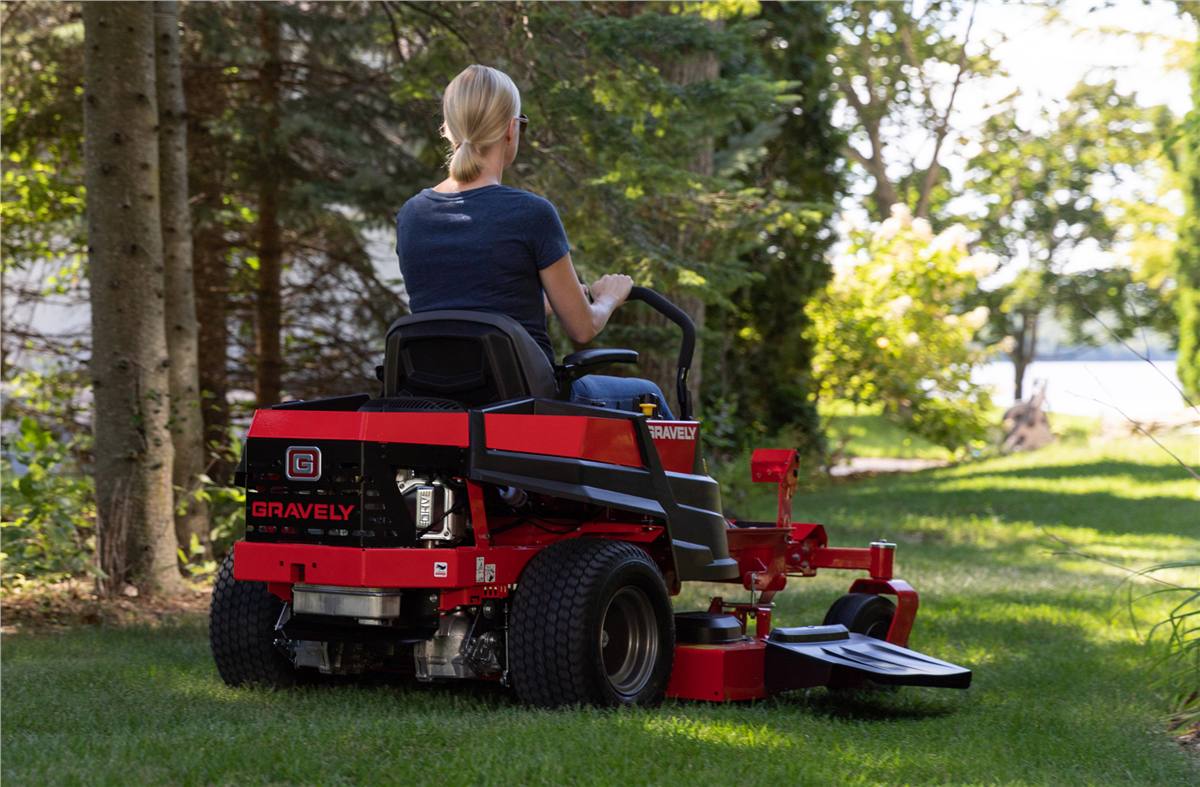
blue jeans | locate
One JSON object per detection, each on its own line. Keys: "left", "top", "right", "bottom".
{"left": 570, "top": 375, "right": 676, "bottom": 420}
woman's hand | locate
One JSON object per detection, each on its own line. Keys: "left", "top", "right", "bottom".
{"left": 539, "top": 257, "right": 631, "bottom": 344}
{"left": 588, "top": 274, "right": 633, "bottom": 308}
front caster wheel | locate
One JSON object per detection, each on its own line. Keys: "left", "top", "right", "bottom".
{"left": 509, "top": 538, "right": 675, "bottom": 708}
{"left": 823, "top": 592, "right": 897, "bottom": 691}
{"left": 823, "top": 592, "right": 896, "bottom": 640}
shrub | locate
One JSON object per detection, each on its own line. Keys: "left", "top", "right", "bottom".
{"left": 807, "top": 205, "right": 995, "bottom": 455}
{"left": 1, "top": 417, "right": 96, "bottom": 585}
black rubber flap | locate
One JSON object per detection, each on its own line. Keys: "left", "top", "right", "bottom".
{"left": 770, "top": 624, "right": 850, "bottom": 644}
{"left": 674, "top": 612, "right": 744, "bottom": 645}
{"left": 764, "top": 632, "right": 972, "bottom": 693}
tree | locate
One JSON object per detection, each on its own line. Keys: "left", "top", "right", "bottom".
{"left": 1175, "top": 28, "right": 1200, "bottom": 401}
{"left": 829, "top": 0, "right": 993, "bottom": 221}
{"left": 155, "top": 0, "right": 209, "bottom": 558}
{"left": 181, "top": 1, "right": 428, "bottom": 430}
{"left": 1, "top": 3, "right": 88, "bottom": 376}
{"left": 82, "top": 2, "right": 182, "bottom": 594}
{"left": 966, "top": 80, "right": 1169, "bottom": 399}
{"left": 707, "top": 0, "right": 842, "bottom": 454}
{"left": 807, "top": 205, "right": 993, "bottom": 452}
{"left": 253, "top": 3, "right": 284, "bottom": 407}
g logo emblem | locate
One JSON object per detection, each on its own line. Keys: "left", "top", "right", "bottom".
{"left": 286, "top": 446, "right": 321, "bottom": 481}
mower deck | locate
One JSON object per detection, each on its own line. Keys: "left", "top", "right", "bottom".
{"left": 666, "top": 614, "right": 971, "bottom": 701}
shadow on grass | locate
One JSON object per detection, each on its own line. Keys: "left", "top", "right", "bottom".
{"left": 806, "top": 484, "right": 1194, "bottom": 538}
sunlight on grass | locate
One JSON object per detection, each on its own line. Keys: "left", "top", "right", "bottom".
{"left": 822, "top": 400, "right": 954, "bottom": 460}
{"left": 641, "top": 715, "right": 788, "bottom": 751}
{"left": 3, "top": 433, "right": 1196, "bottom": 785}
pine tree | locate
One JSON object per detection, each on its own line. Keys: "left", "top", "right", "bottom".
{"left": 83, "top": 1, "right": 182, "bottom": 594}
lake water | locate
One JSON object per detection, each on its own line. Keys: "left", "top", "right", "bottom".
{"left": 973, "top": 359, "right": 1189, "bottom": 419}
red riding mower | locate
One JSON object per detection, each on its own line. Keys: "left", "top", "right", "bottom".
{"left": 211, "top": 288, "right": 970, "bottom": 706}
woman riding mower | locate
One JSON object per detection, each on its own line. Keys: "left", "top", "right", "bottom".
{"left": 395, "top": 64, "right": 674, "bottom": 418}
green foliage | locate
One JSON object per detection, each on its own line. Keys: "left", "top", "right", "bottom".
{"left": 1, "top": 417, "right": 95, "bottom": 586}
{"left": 828, "top": 0, "right": 1000, "bottom": 220}
{"left": 966, "top": 79, "right": 1176, "bottom": 390}
{"left": 1127, "top": 560, "right": 1200, "bottom": 731}
{"left": 807, "top": 205, "right": 994, "bottom": 453}
{"left": 0, "top": 5, "right": 86, "bottom": 274}
{"left": 1175, "top": 34, "right": 1200, "bottom": 400}
{"left": 706, "top": 1, "right": 842, "bottom": 457}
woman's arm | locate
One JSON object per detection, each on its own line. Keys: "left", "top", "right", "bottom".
{"left": 539, "top": 254, "right": 632, "bottom": 344}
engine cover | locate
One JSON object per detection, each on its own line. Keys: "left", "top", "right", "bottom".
{"left": 397, "top": 472, "right": 468, "bottom": 543}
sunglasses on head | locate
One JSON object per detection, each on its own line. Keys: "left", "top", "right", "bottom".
{"left": 517, "top": 114, "right": 528, "bottom": 138}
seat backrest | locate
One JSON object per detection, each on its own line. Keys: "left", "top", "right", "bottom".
{"left": 382, "top": 310, "right": 556, "bottom": 407}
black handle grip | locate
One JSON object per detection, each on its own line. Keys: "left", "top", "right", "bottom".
{"left": 627, "top": 286, "right": 695, "bottom": 420}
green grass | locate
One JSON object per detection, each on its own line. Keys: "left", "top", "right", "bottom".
{"left": 823, "top": 400, "right": 953, "bottom": 460}
{"left": 822, "top": 400, "right": 1103, "bottom": 460}
{"left": 4, "top": 435, "right": 1197, "bottom": 785}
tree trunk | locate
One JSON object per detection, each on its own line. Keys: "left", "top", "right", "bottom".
{"left": 192, "top": 222, "right": 231, "bottom": 477}
{"left": 155, "top": 0, "right": 209, "bottom": 560}
{"left": 254, "top": 6, "right": 284, "bottom": 407}
{"left": 1011, "top": 309, "right": 1039, "bottom": 402}
{"left": 183, "top": 30, "right": 232, "bottom": 483}
{"left": 83, "top": 2, "right": 183, "bottom": 596}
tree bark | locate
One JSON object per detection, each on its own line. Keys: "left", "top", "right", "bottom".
{"left": 182, "top": 26, "right": 232, "bottom": 483}
{"left": 254, "top": 5, "right": 284, "bottom": 407}
{"left": 192, "top": 222, "right": 231, "bottom": 477}
{"left": 155, "top": 0, "right": 209, "bottom": 560}
{"left": 83, "top": 2, "right": 183, "bottom": 595}
{"left": 1011, "top": 309, "right": 1039, "bottom": 402}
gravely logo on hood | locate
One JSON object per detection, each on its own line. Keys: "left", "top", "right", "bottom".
{"left": 250, "top": 501, "right": 356, "bottom": 521}
{"left": 648, "top": 423, "right": 698, "bottom": 441}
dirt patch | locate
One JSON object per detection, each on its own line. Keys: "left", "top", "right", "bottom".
{"left": 1, "top": 578, "right": 211, "bottom": 634}
{"left": 830, "top": 456, "right": 951, "bottom": 478}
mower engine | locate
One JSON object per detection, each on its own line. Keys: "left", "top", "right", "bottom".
{"left": 396, "top": 470, "right": 469, "bottom": 545}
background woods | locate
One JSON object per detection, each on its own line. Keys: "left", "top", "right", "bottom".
{"left": 1, "top": 1, "right": 1195, "bottom": 598}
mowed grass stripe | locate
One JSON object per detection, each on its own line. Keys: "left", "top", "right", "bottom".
{"left": 3, "top": 436, "right": 1196, "bottom": 785}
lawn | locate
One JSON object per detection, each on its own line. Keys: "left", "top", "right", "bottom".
{"left": 821, "top": 400, "right": 1101, "bottom": 460}
{"left": 3, "top": 434, "right": 1197, "bottom": 785}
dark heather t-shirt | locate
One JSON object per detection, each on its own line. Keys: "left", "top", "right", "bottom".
{"left": 395, "top": 184, "right": 570, "bottom": 362}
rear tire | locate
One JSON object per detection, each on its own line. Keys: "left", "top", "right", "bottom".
{"left": 509, "top": 538, "right": 674, "bottom": 708}
{"left": 823, "top": 592, "right": 896, "bottom": 639}
{"left": 209, "top": 554, "right": 297, "bottom": 688}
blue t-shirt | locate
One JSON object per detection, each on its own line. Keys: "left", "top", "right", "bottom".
{"left": 395, "top": 185, "right": 570, "bottom": 362}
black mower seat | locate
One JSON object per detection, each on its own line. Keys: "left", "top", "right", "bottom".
{"left": 382, "top": 310, "right": 557, "bottom": 407}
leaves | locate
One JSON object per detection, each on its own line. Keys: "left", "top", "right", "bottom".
{"left": 807, "top": 205, "right": 994, "bottom": 453}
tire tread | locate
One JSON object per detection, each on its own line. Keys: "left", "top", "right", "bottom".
{"left": 209, "top": 554, "right": 296, "bottom": 688}
{"left": 508, "top": 538, "right": 672, "bottom": 708}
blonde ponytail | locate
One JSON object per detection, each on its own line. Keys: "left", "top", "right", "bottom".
{"left": 441, "top": 65, "right": 521, "bottom": 183}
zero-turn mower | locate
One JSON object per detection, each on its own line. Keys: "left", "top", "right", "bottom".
{"left": 211, "top": 288, "right": 971, "bottom": 706}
